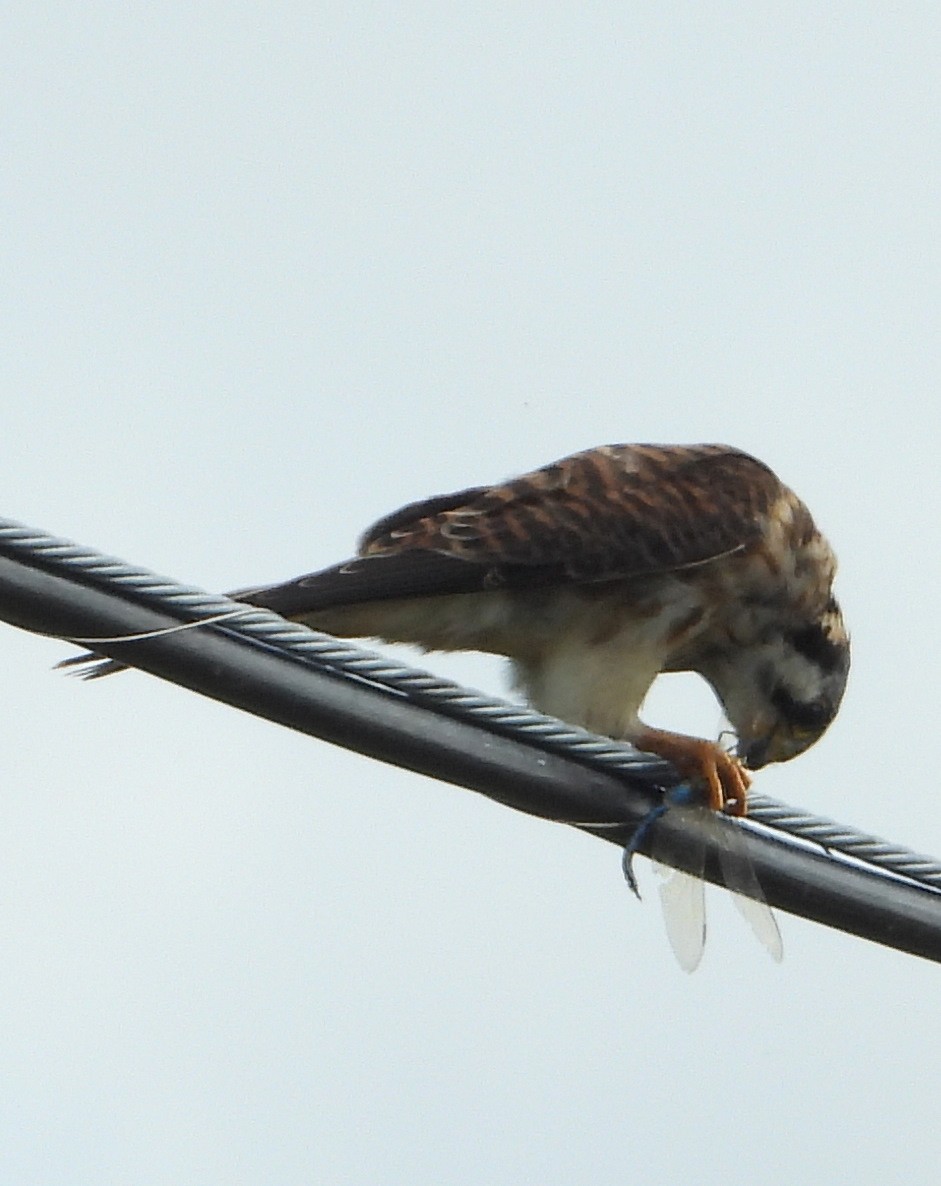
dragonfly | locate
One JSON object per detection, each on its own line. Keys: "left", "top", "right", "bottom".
{"left": 623, "top": 783, "right": 783, "bottom": 973}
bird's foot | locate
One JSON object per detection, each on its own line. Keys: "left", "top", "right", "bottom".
{"left": 633, "top": 727, "right": 751, "bottom": 816}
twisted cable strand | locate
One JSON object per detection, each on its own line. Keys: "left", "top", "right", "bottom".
{"left": 747, "top": 793, "right": 941, "bottom": 892}
{"left": 4, "top": 516, "right": 940, "bottom": 897}
{"left": 3, "top": 517, "right": 672, "bottom": 778}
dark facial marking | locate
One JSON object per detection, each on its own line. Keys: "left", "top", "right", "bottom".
{"left": 770, "top": 685, "right": 832, "bottom": 732}
{"left": 788, "top": 622, "right": 845, "bottom": 672}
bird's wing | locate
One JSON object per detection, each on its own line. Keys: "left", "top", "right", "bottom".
{"left": 238, "top": 444, "right": 783, "bottom": 619}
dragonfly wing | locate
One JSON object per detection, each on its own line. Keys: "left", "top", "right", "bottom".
{"left": 729, "top": 891, "right": 783, "bottom": 962}
{"left": 629, "top": 793, "right": 781, "bottom": 970}
{"left": 653, "top": 862, "right": 707, "bottom": 973}
{"left": 711, "top": 819, "right": 783, "bottom": 962}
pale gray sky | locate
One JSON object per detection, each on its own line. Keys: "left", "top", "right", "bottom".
{"left": 3, "top": 5, "right": 940, "bottom": 1183}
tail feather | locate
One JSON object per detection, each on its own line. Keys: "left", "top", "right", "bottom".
{"left": 55, "top": 654, "right": 136, "bottom": 679}
{"left": 56, "top": 549, "right": 532, "bottom": 677}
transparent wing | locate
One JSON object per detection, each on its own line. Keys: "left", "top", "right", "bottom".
{"left": 713, "top": 720, "right": 782, "bottom": 960}
{"left": 713, "top": 821, "right": 783, "bottom": 962}
{"left": 653, "top": 861, "right": 707, "bottom": 974}
{"left": 644, "top": 801, "right": 782, "bottom": 969}
{"left": 625, "top": 787, "right": 782, "bottom": 971}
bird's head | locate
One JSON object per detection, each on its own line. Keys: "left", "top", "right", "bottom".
{"left": 708, "top": 598, "right": 850, "bottom": 770}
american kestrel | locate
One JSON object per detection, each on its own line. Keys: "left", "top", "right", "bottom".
{"left": 230, "top": 443, "right": 850, "bottom": 814}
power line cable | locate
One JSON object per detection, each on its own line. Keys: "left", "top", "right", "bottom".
{"left": 0, "top": 516, "right": 938, "bottom": 961}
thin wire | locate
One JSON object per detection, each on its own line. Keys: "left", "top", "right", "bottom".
{"left": 3, "top": 515, "right": 941, "bottom": 900}
{"left": 746, "top": 792, "right": 941, "bottom": 891}
{"left": 4, "top": 519, "right": 674, "bottom": 781}
{"left": 62, "top": 608, "right": 255, "bottom": 645}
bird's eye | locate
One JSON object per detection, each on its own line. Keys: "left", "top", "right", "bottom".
{"left": 770, "top": 685, "right": 830, "bottom": 732}
{"left": 788, "top": 623, "right": 845, "bottom": 672}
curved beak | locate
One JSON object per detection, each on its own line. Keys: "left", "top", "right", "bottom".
{"left": 740, "top": 724, "right": 820, "bottom": 770}
{"left": 740, "top": 734, "right": 772, "bottom": 770}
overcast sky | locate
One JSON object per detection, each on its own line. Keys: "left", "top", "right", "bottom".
{"left": 3, "top": 6, "right": 941, "bottom": 1183}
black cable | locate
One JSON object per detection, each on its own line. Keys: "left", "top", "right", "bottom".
{"left": 0, "top": 516, "right": 938, "bottom": 963}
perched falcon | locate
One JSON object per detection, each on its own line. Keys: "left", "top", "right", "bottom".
{"left": 68, "top": 444, "right": 850, "bottom": 813}
{"left": 233, "top": 443, "right": 849, "bottom": 813}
